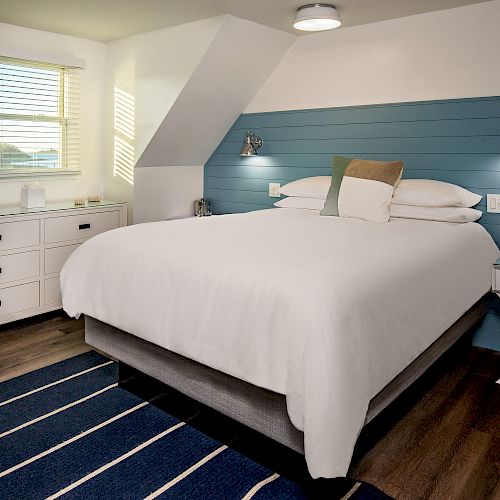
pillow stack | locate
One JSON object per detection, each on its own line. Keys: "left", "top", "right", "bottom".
{"left": 274, "top": 176, "right": 330, "bottom": 211}
{"left": 320, "top": 156, "right": 404, "bottom": 222}
{"left": 391, "top": 179, "right": 482, "bottom": 222}
{"left": 336, "top": 157, "right": 403, "bottom": 222}
{"left": 276, "top": 157, "right": 482, "bottom": 223}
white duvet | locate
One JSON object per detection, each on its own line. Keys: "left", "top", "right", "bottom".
{"left": 61, "top": 208, "right": 499, "bottom": 478}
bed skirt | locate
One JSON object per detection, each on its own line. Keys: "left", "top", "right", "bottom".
{"left": 85, "top": 297, "right": 486, "bottom": 455}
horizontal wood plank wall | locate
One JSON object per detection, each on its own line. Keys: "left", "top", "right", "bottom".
{"left": 204, "top": 95, "right": 500, "bottom": 350}
{"left": 204, "top": 95, "right": 500, "bottom": 248}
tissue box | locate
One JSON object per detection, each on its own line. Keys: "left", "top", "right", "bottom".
{"left": 20, "top": 187, "right": 46, "bottom": 208}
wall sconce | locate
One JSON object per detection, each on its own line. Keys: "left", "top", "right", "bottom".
{"left": 240, "top": 131, "right": 263, "bottom": 156}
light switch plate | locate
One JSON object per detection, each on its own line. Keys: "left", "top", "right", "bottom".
{"left": 487, "top": 194, "right": 500, "bottom": 213}
{"left": 269, "top": 183, "right": 281, "bottom": 198}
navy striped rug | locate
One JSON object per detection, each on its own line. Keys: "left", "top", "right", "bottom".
{"left": 0, "top": 352, "right": 391, "bottom": 499}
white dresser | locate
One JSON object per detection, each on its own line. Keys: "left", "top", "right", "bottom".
{"left": 0, "top": 200, "right": 127, "bottom": 325}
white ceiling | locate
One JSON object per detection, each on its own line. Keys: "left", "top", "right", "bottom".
{"left": 0, "top": 0, "right": 492, "bottom": 42}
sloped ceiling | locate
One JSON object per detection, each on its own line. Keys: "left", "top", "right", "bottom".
{"left": 135, "top": 16, "right": 295, "bottom": 168}
{"left": 107, "top": 16, "right": 226, "bottom": 167}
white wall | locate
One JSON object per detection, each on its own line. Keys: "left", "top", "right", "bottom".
{"left": 133, "top": 166, "right": 203, "bottom": 223}
{"left": 0, "top": 22, "right": 106, "bottom": 205}
{"left": 137, "top": 16, "right": 294, "bottom": 167}
{"left": 247, "top": 1, "right": 500, "bottom": 113}
{"left": 105, "top": 16, "right": 225, "bottom": 165}
{"left": 116, "top": 15, "right": 294, "bottom": 223}
{"left": 103, "top": 17, "right": 225, "bottom": 220}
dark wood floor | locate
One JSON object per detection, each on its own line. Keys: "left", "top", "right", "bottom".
{"left": 0, "top": 311, "right": 498, "bottom": 499}
{"left": 349, "top": 341, "right": 500, "bottom": 500}
{"left": 0, "top": 311, "right": 89, "bottom": 383}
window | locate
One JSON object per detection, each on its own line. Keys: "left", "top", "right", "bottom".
{"left": 0, "top": 56, "right": 80, "bottom": 175}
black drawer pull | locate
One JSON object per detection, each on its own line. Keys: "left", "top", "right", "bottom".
{"left": 79, "top": 223, "right": 91, "bottom": 230}
{"left": 0, "top": 267, "right": 2, "bottom": 274}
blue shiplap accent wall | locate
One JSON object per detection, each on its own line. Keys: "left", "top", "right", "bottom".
{"left": 204, "top": 95, "right": 500, "bottom": 349}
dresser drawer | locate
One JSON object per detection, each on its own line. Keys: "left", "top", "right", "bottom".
{"left": 0, "top": 251, "right": 39, "bottom": 284}
{"left": 45, "top": 244, "right": 80, "bottom": 275}
{"left": 0, "top": 282, "right": 39, "bottom": 316}
{"left": 45, "top": 277, "right": 61, "bottom": 306}
{"left": 45, "top": 211, "right": 120, "bottom": 244}
{"left": 0, "top": 220, "right": 40, "bottom": 251}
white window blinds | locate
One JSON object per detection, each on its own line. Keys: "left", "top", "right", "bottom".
{"left": 0, "top": 56, "right": 80, "bottom": 174}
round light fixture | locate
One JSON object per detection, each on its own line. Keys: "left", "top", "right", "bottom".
{"left": 293, "top": 3, "right": 341, "bottom": 32}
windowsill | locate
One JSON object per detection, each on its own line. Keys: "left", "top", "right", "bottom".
{"left": 0, "top": 169, "right": 82, "bottom": 181}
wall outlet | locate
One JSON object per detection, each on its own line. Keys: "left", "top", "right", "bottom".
{"left": 269, "top": 183, "right": 281, "bottom": 198}
{"left": 487, "top": 194, "right": 500, "bottom": 213}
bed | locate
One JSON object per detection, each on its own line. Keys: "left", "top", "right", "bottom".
{"left": 60, "top": 208, "right": 499, "bottom": 478}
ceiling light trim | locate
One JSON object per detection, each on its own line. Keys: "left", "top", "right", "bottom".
{"left": 293, "top": 3, "right": 342, "bottom": 32}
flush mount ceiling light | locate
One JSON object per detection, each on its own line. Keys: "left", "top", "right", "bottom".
{"left": 293, "top": 3, "right": 342, "bottom": 32}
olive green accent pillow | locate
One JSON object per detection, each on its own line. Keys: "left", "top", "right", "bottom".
{"left": 320, "top": 156, "right": 352, "bottom": 216}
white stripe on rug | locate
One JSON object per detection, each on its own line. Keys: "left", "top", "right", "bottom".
{"left": 46, "top": 421, "right": 186, "bottom": 500}
{"left": 241, "top": 472, "right": 280, "bottom": 500}
{"left": 0, "top": 401, "right": 148, "bottom": 478}
{"left": 341, "top": 481, "right": 361, "bottom": 500}
{"left": 144, "top": 444, "right": 228, "bottom": 499}
{"left": 0, "top": 383, "right": 118, "bottom": 439}
{"left": 0, "top": 361, "right": 114, "bottom": 407}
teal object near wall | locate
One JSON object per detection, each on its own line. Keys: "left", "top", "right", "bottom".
{"left": 204, "top": 95, "right": 500, "bottom": 350}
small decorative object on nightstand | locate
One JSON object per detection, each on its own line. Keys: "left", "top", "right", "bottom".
{"left": 493, "top": 258, "right": 500, "bottom": 297}
{"left": 194, "top": 199, "right": 212, "bottom": 217}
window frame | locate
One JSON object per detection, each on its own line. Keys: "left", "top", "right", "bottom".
{"left": 0, "top": 56, "right": 80, "bottom": 179}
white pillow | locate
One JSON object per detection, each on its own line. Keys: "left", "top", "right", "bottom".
{"left": 338, "top": 159, "right": 404, "bottom": 223}
{"left": 280, "top": 176, "right": 331, "bottom": 199}
{"left": 390, "top": 205, "right": 482, "bottom": 222}
{"left": 274, "top": 197, "right": 325, "bottom": 211}
{"left": 392, "top": 179, "right": 481, "bottom": 208}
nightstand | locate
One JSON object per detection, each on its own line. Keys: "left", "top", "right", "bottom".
{"left": 494, "top": 258, "right": 500, "bottom": 298}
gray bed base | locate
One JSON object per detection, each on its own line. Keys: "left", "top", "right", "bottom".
{"left": 85, "top": 298, "right": 486, "bottom": 455}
